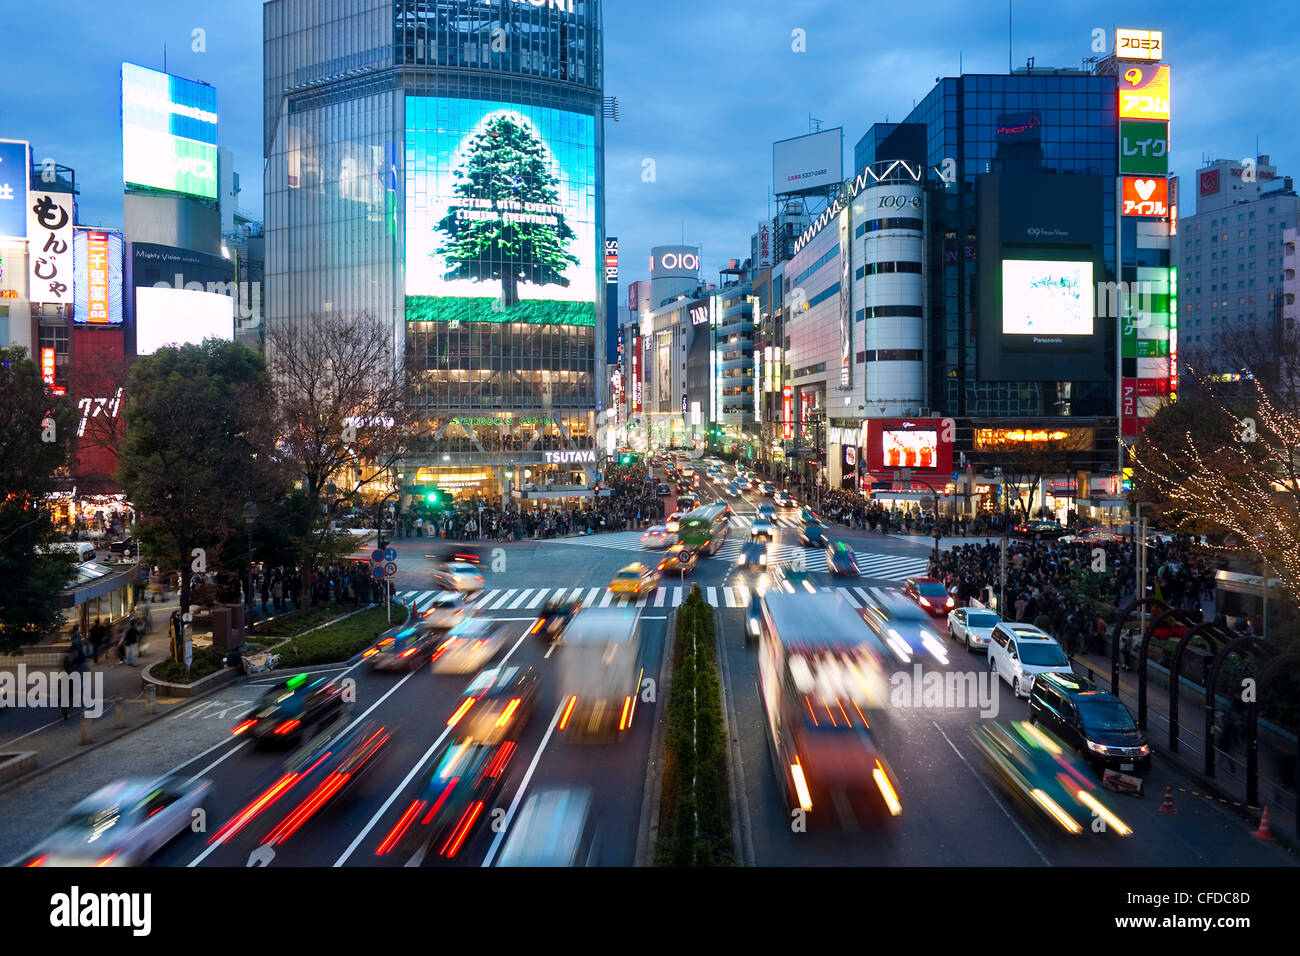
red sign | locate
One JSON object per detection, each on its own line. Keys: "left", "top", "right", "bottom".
{"left": 630, "top": 335, "right": 642, "bottom": 413}
{"left": 1200, "top": 169, "right": 1219, "bottom": 196}
{"left": 782, "top": 386, "right": 793, "bottom": 439}
{"left": 627, "top": 281, "right": 641, "bottom": 314}
{"left": 1121, "top": 379, "right": 1138, "bottom": 436}
{"left": 1137, "top": 377, "right": 1168, "bottom": 396}
{"left": 41, "top": 347, "right": 56, "bottom": 386}
{"left": 1122, "top": 177, "right": 1169, "bottom": 217}
{"left": 863, "top": 418, "right": 953, "bottom": 476}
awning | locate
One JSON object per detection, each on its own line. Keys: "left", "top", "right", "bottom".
{"left": 60, "top": 562, "right": 139, "bottom": 608}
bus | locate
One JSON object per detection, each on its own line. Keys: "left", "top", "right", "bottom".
{"left": 757, "top": 589, "right": 901, "bottom": 827}
{"left": 677, "top": 503, "right": 729, "bottom": 556}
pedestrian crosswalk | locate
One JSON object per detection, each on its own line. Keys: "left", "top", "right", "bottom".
{"left": 394, "top": 583, "right": 907, "bottom": 614}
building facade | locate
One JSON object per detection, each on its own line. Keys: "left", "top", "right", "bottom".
{"left": 264, "top": 0, "right": 606, "bottom": 506}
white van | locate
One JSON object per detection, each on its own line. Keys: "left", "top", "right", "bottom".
{"left": 42, "top": 541, "right": 97, "bottom": 563}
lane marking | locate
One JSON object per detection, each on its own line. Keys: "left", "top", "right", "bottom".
{"left": 480, "top": 700, "right": 565, "bottom": 867}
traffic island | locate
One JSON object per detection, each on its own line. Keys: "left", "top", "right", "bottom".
{"left": 0, "top": 753, "right": 37, "bottom": 784}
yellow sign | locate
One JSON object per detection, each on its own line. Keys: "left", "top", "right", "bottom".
{"left": 974, "top": 428, "right": 1093, "bottom": 449}
{"left": 1119, "top": 65, "right": 1170, "bottom": 121}
{"left": 1115, "top": 29, "right": 1163, "bottom": 61}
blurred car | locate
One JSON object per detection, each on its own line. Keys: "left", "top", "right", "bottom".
{"left": 725, "top": 481, "right": 742, "bottom": 496}
{"left": 770, "top": 562, "right": 817, "bottom": 594}
{"left": 775, "top": 491, "right": 797, "bottom": 508}
{"left": 451, "top": 665, "right": 541, "bottom": 744}
{"left": 713, "top": 498, "right": 732, "bottom": 516}
{"left": 903, "top": 576, "right": 955, "bottom": 618}
{"left": 1013, "top": 520, "right": 1067, "bottom": 540}
{"left": 16, "top": 776, "right": 213, "bottom": 867}
{"left": 496, "top": 786, "right": 597, "bottom": 867}
{"left": 107, "top": 536, "right": 137, "bottom": 556}
{"left": 761, "top": 482, "right": 776, "bottom": 497}
{"left": 799, "top": 522, "right": 828, "bottom": 547}
{"left": 415, "top": 590, "right": 476, "bottom": 630}
{"left": 665, "top": 512, "right": 682, "bottom": 533}
{"left": 826, "top": 541, "right": 860, "bottom": 576}
{"left": 437, "top": 547, "right": 481, "bottom": 565}
{"left": 366, "top": 624, "right": 440, "bottom": 671}
{"left": 736, "top": 541, "right": 768, "bottom": 571}
{"left": 656, "top": 483, "right": 671, "bottom": 496}
{"left": 233, "top": 674, "right": 347, "bottom": 744}
{"left": 735, "top": 477, "right": 754, "bottom": 491}
{"left": 432, "top": 561, "right": 486, "bottom": 592}
{"left": 1059, "top": 527, "right": 1122, "bottom": 545}
{"left": 798, "top": 507, "right": 821, "bottom": 525}
{"left": 675, "top": 481, "right": 694, "bottom": 494}
{"left": 947, "top": 606, "right": 1001, "bottom": 652}
{"left": 861, "top": 595, "right": 949, "bottom": 665}
{"left": 757, "top": 502, "right": 777, "bottom": 519}
{"left": 676, "top": 495, "right": 700, "bottom": 513}
{"left": 430, "top": 618, "right": 513, "bottom": 675}
{"left": 750, "top": 517, "right": 775, "bottom": 541}
{"left": 1028, "top": 673, "right": 1151, "bottom": 776}
{"left": 640, "top": 525, "right": 675, "bottom": 549}
{"left": 658, "top": 544, "right": 698, "bottom": 575}
{"left": 970, "top": 721, "right": 1133, "bottom": 836}
{"left": 988, "top": 622, "right": 1073, "bottom": 698}
{"left": 532, "top": 595, "right": 581, "bottom": 644}
{"left": 609, "top": 562, "right": 660, "bottom": 598}
{"left": 745, "top": 591, "right": 764, "bottom": 644}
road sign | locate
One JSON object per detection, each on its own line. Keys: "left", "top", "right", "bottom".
{"left": 383, "top": 561, "right": 397, "bottom": 578}
{"left": 371, "top": 549, "right": 385, "bottom": 564}
{"left": 383, "top": 547, "right": 397, "bottom": 562}
{"left": 372, "top": 565, "right": 386, "bottom": 581}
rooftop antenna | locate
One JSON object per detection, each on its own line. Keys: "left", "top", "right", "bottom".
{"left": 1008, "top": 0, "right": 1013, "bottom": 74}
{"left": 163, "top": 43, "right": 167, "bottom": 73}
{"left": 959, "top": 51, "right": 963, "bottom": 74}
{"left": 809, "top": 114, "right": 823, "bottom": 133}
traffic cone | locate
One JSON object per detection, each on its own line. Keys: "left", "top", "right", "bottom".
{"left": 1158, "top": 783, "right": 1177, "bottom": 814}
{"left": 1254, "top": 806, "right": 1275, "bottom": 842}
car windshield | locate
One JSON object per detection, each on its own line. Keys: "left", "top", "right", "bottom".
{"left": 917, "top": 582, "right": 947, "bottom": 597}
{"left": 1018, "top": 642, "right": 1068, "bottom": 667}
{"left": 617, "top": 569, "right": 641, "bottom": 579}
{"left": 1076, "top": 697, "right": 1137, "bottom": 732}
{"left": 966, "top": 612, "right": 999, "bottom": 627}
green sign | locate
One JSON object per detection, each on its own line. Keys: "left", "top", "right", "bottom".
{"left": 1120, "top": 120, "right": 1169, "bottom": 176}
{"left": 1122, "top": 317, "right": 1139, "bottom": 358}
{"left": 1137, "top": 338, "right": 1168, "bottom": 357}
{"left": 453, "top": 417, "right": 551, "bottom": 427}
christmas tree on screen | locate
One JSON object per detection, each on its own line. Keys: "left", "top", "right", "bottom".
{"left": 435, "top": 114, "right": 580, "bottom": 307}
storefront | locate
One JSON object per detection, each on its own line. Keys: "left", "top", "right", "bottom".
{"left": 59, "top": 561, "right": 145, "bottom": 638}
{"left": 48, "top": 491, "right": 135, "bottom": 537}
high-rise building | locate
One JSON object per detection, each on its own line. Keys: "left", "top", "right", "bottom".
{"left": 264, "top": 0, "right": 606, "bottom": 506}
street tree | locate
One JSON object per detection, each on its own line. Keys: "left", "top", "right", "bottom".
{"left": 0, "top": 347, "right": 78, "bottom": 652}
{"left": 266, "top": 311, "right": 412, "bottom": 609}
{"left": 117, "top": 341, "right": 282, "bottom": 657}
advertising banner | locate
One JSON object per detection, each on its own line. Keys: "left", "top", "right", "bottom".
{"left": 0, "top": 140, "right": 29, "bottom": 239}
{"left": 74, "top": 230, "right": 124, "bottom": 325}
{"left": 863, "top": 418, "right": 953, "bottom": 475}
{"left": 27, "top": 191, "right": 74, "bottom": 305}
{"left": 121, "top": 63, "right": 219, "bottom": 199}
{"left": 773, "top": 128, "right": 843, "bottom": 196}
{"left": 1115, "top": 29, "right": 1163, "bottom": 61}
{"left": 1118, "top": 65, "right": 1170, "bottom": 121}
{"left": 1120, "top": 120, "right": 1169, "bottom": 176}
{"left": 1122, "top": 177, "right": 1169, "bottom": 217}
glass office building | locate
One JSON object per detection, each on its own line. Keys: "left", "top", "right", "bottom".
{"left": 264, "top": 0, "right": 605, "bottom": 503}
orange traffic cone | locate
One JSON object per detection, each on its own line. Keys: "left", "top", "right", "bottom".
{"left": 1158, "top": 783, "right": 1177, "bottom": 814}
{"left": 1254, "top": 806, "right": 1275, "bottom": 841}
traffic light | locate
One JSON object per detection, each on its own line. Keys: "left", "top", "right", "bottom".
{"left": 619, "top": 453, "right": 635, "bottom": 466}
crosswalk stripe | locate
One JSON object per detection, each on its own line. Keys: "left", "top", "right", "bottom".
{"left": 706, "top": 587, "right": 718, "bottom": 606}
{"left": 582, "top": 587, "right": 601, "bottom": 607}
{"left": 853, "top": 587, "right": 875, "bottom": 606}
{"left": 413, "top": 590, "right": 436, "bottom": 609}
{"left": 526, "top": 589, "right": 550, "bottom": 609}
{"left": 722, "top": 586, "right": 739, "bottom": 607}
{"left": 653, "top": 587, "right": 666, "bottom": 607}
{"left": 672, "top": 587, "right": 684, "bottom": 607}
{"left": 841, "top": 589, "right": 862, "bottom": 608}
{"left": 489, "top": 589, "right": 517, "bottom": 610}
{"left": 636, "top": 591, "right": 651, "bottom": 607}
{"left": 479, "top": 589, "right": 501, "bottom": 605}
{"left": 508, "top": 589, "right": 533, "bottom": 609}
{"left": 735, "top": 584, "right": 750, "bottom": 605}
{"left": 599, "top": 590, "right": 616, "bottom": 607}
{"left": 567, "top": 586, "right": 586, "bottom": 603}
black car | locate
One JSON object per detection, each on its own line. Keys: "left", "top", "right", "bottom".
{"left": 799, "top": 523, "right": 828, "bottom": 547}
{"left": 365, "top": 624, "right": 440, "bottom": 672}
{"left": 825, "top": 541, "right": 860, "bottom": 576}
{"left": 735, "top": 541, "right": 768, "bottom": 571}
{"left": 108, "top": 536, "right": 137, "bottom": 555}
{"left": 533, "top": 596, "right": 581, "bottom": 645}
{"left": 656, "top": 483, "right": 671, "bottom": 495}
{"left": 1027, "top": 672, "right": 1152, "bottom": 776}
{"left": 234, "top": 675, "right": 348, "bottom": 745}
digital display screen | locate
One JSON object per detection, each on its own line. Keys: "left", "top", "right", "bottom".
{"left": 405, "top": 96, "right": 596, "bottom": 326}
{"left": 1001, "top": 259, "right": 1094, "bottom": 336}
{"left": 881, "top": 430, "right": 938, "bottom": 470}
{"left": 122, "top": 63, "right": 218, "bottom": 199}
{"left": 73, "top": 230, "right": 124, "bottom": 325}
{"left": 134, "top": 286, "right": 233, "bottom": 354}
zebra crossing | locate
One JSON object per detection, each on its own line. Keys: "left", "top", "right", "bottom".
{"left": 394, "top": 583, "right": 906, "bottom": 614}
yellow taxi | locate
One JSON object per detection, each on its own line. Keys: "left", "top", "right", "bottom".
{"left": 610, "top": 563, "right": 660, "bottom": 598}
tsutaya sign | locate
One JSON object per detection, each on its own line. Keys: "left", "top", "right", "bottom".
{"left": 543, "top": 449, "right": 597, "bottom": 464}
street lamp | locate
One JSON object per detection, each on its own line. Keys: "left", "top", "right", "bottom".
{"left": 242, "top": 500, "right": 259, "bottom": 617}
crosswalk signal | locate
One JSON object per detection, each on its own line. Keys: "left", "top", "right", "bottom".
{"left": 619, "top": 453, "right": 636, "bottom": 466}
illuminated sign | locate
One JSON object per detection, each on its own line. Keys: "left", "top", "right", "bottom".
{"left": 1115, "top": 29, "right": 1163, "bottom": 61}
{"left": 27, "top": 192, "right": 75, "bottom": 305}
{"left": 543, "top": 449, "right": 596, "bottom": 464}
{"left": 650, "top": 248, "right": 700, "bottom": 275}
{"left": 1169, "top": 266, "right": 1178, "bottom": 399}
{"left": 630, "top": 335, "right": 642, "bottom": 412}
{"left": 844, "top": 445, "right": 856, "bottom": 468}
{"left": 757, "top": 222, "right": 772, "bottom": 270}
{"left": 782, "top": 385, "right": 792, "bottom": 439}
{"left": 604, "top": 237, "right": 618, "bottom": 284}
{"left": 1119, "top": 120, "right": 1169, "bottom": 176}
{"left": 689, "top": 303, "right": 709, "bottom": 326}
{"left": 864, "top": 418, "right": 954, "bottom": 475}
{"left": 122, "top": 63, "right": 219, "bottom": 199}
{"left": 1122, "top": 177, "right": 1169, "bottom": 217}
{"left": 453, "top": 417, "right": 551, "bottom": 427}
{"left": 77, "top": 388, "right": 124, "bottom": 437}
{"left": 41, "top": 347, "right": 56, "bottom": 386}
{"left": 1119, "top": 65, "right": 1170, "bottom": 121}
{"left": 0, "top": 140, "right": 30, "bottom": 239}
{"left": 974, "top": 428, "right": 1093, "bottom": 448}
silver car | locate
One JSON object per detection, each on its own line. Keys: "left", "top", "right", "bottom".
{"left": 947, "top": 607, "right": 1002, "bottom": 652}
{"left": 750, "top": 517, "right": 775, "bottom": 541}
{"left": 496, "top": 787, "right": 597, "bottom": 867}
{"left": 640, "top": 525, "right": 675, "bottom": 549}
{"left": 417, "top": 589, "right": 477, "bottom": 629}
{"left": 431, "top": 617, "right": 513, "bottom": 674}
{"left": 16, "top": 776, "right": 212, "bottom": 867}
{"left": 432, "top": 561, "right": 485, "bottom": 592}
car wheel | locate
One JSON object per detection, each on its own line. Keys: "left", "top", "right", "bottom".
{"left": 1013, "top": 678, "right": 1022, "bottom": 698}
{"left": 963, "top": 632, "right": 971, "bottom": 651}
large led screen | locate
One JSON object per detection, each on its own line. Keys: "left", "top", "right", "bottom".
{"left": 881, "top": 429, "right": 938, "bottom": 470}
{"left": 405, "top": 96, "right": 596, "bottom": 326}
{"left": 73, "top": 230, "right": 124, "bottom": 325}
{"left": 134, "top": 286, "right": 233, "bottom": 355}
{"left": 1001, "top": 259, "right": 1094, "bottom": 337}
{"left": 122, "top": 63, "right": 219, "bottom": 199}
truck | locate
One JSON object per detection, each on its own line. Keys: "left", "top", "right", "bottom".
{"left": 556, "top": 606, "right": 644, "bottom": 740}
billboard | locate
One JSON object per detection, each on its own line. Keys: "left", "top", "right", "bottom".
{"left": 656, "top": 332, "right": 672, "bottom": 412}
{"left": 134, "top": 286, "right": 234, "bottom": 354}
{"left": 773, "top": 128, "right": 843, "bottom": 196}
{"left": 630, "top": 331, "right": 642, "bottom": 412}
{"left": 121, "top": 63, "right": 219, "bottom": 199}
{"left": 757, "top": 222, "right": 773, "bottom": 270}
{"left": 404, "top": 96, "right": 597, "bottom": 327}
{"left": 27, "top": 191, "right": 75, "bottom": 305}
{"left": 1115, "top": 29, "right": 1163, "bottom": 61}
{"left": 649, "top": 246, "right": 700, "bottom": 279}
{"left": 1122, "top": 177, "right": 1169, "bottom": 217}
{"left": 1118, "top": 65, "right": 1170, "bottom": 121}
{"left": 1120, "top": 120, "right": 1169, "bottom": 176}
{"left": 0, "top": 140, "right": 29, "bottom": 239}
{"left": 73, "top": 230, "right": 124, "bottom": 325}
{"left": 863, "top": 418, "right": 953, "bottom": 475}
{"left": 1001, "top": 259, "right": 1094, "bottom": 336}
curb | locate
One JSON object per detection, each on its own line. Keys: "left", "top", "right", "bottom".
{"left": 634, "top": 605, "right": 677, "bottom": 867}
{"left": 712, "top": 603, "right": 753, "bottom": 866}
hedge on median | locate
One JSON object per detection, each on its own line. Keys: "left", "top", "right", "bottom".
{"left": 272, "top": 604, "right": 406, "bottom": 669}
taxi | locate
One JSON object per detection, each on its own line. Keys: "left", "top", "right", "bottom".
{"left": 610, "top": 563, "right": 660, "bottom": 598}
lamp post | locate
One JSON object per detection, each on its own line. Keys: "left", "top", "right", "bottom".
{"left": 242, "top": 500, "right": 259, "bottom": 618}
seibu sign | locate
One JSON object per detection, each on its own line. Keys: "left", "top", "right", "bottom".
{"left": 543, "top": 449, "right": 597, "bottom": 464}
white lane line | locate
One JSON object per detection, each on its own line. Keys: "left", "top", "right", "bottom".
{"left": 672, "top": 587, "right": 684, "bottom": 607}
{"left": 932, "top": 721, "right": 1051, "bottom": 866}
{"left": 706, "top": 587, "right": 718, "bottom": 606}
{"left": 508, "top": 589, "right": 533, "bottom": 609}
{"left": 183, "top": 740, "right": 251, "bottom": 787}
{"left": 480, "top": 700, "right": 565, "bottom": 868}
{"left": 161, "top": 732, "right": 251, "bottom": 779}
{"left": 653, "top": 587, "right": 666, "bottom": 607}
{"left": 490, "top": 589, "right": 518, "bottom": 610}
{"left": 0, "top": 716, "right": 66, "bottom": 749}
{"left": 723, "top": 587, "right": 740, "bottom": 608}
{"left": 526, "top": 589, "right": 550, "bottom": 609}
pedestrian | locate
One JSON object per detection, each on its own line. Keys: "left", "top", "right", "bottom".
{"left": 62, "top": 632, "right": 89, "bottom": 719}
{"left": 124, "top": 617, "right": 141, "bottom": 666}
{"left": 89, "top": 618, "right": 108, "bottom": 664}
